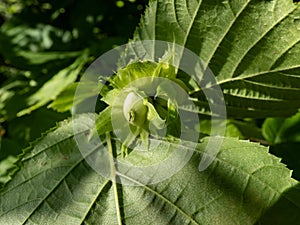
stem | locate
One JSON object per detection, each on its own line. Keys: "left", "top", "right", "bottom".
{"left": 106, "top": 132, "right": 123, "bottom": 225}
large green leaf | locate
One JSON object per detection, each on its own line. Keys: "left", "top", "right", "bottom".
{"left": 128, "top": 0, "right": 300, "bottom": 118}
{"left": 0, "top": 113, "right": 299, "bottom": 224}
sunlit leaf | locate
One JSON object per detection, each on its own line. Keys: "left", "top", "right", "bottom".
{"left": 128, "top": 0, "right": 300, "bottom": 118}
{"left": 0, "top": 114, "right": 299, "bottom": 224}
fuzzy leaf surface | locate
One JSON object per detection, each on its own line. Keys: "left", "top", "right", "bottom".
{"left": 0, "top": 114, "right": 299, "bottom": 224}
{"left": 127, "top": 0, "right": 300, "bottom": 118}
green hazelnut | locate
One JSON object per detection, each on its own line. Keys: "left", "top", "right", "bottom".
{"left": 123, "top": 92, "right": 148, "bottom": 127}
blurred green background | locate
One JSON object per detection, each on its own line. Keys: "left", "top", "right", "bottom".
{"left": 0, "top": 0, "right": 147, "bottom": 184}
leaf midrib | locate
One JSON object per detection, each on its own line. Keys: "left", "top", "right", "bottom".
{"left": 216, "top": 64, "right": 300, "bottom": 87}
{"left": 236, "top": 79, "right": 300, "bottom": 91}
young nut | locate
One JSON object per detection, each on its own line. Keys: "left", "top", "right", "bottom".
{"left": 123, "top": 92, "right": 148, "bottom": 127}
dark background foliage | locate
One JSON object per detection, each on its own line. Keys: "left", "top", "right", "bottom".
{"left": 0, "top": 0, "right": 146, "bottom": 183}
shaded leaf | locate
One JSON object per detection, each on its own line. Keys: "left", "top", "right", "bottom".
{"left": 258, "top": 176, "right": 300, "bottom": 225}
{"left": 7, "top": 107, "right": 70, "bottom": 149}
{"left": 262, "top": 111, "right": 300, "bottom": 181}
{"left": 16, "top": 51, "right": 82, "bottom": 65}
{"left": 199, "top": 119, "right": 263, "bottom": 140}
{"left": 263, "top": 111, "right": 300, "bottom": 144}
{"left": 17, "top": 50, "right": 89, "bottom": 116}
{"left": 0, "top": 156, "right": 17, "bottom": 186}
{"left": 49, "top": 82, "right": 100, "bottom": 113}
